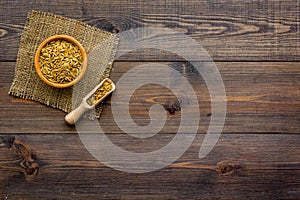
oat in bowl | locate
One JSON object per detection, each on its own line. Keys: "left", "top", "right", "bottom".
{"left": 34, "top": 35, "right": 87, "bottom": 88}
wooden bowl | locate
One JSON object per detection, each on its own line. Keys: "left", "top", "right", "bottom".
{"left": 34, "top": 35, "right": 87, "bottom": 88}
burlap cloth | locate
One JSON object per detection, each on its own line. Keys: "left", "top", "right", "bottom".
{"left": 9, "top": 10, "right": 119, "bottom": 118}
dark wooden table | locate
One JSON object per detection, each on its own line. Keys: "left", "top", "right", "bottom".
{"left": 1, "top": 1, "right": 299, "bottom": 199}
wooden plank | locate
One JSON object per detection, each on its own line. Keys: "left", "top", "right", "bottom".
{"left": 0, "top": 134, "right": 299, "bottom": 199}
{"left": 0, "top": 0, "right": 299, "bottom": 61}
{"left": 1, "top": 61, "right": 299, "bottom": 133}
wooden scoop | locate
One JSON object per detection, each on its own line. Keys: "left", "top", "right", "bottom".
{"left": 65, "top": 78, "right": 116, "bottom": 125}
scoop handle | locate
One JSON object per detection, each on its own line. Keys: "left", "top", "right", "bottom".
{"left": 65, "top": 102, "right": 90, "bottom": 125}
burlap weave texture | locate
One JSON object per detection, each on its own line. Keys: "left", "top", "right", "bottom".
{"left": 9, "top": 10, "right": 119, "bottom": 118}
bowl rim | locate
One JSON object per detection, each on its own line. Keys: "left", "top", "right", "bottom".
{"left": 34, "top": 35, "right": 87, "bottom": 88}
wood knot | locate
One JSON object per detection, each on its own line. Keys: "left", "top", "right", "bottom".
{"left": 163, "top": 99, "right": 181, "bottom": 115}
{"left": 11, "top": 138, "right": 39, "bottom": 179}
{"left": 217, "top": 161, "right": 243, "bottom": 176}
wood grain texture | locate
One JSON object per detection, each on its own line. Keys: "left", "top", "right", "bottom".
{"left": 0, "top": 0, "right": 299, "bottom": 61}
{"left": 0, "top": 134, "right": 299, "bottom": 199}
{"left": 1, "top": 61, "right": 299, "bottom": 134}
{"left": 1, "top": 1, "right": 299, "bottom": 199}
